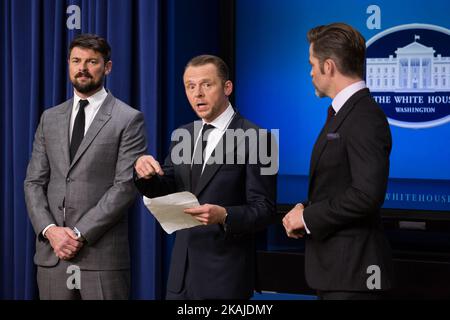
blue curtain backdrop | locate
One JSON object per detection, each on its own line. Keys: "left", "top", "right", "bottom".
{"left": 160, "top": 0, "right": 224, "bottom": 290}
{"left": 1, "top": 0, "right": 229, "bottom": 300}
{"left": 0, "top": 0, "right": 161, "bottom": 299}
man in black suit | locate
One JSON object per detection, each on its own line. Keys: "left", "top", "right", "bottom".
{"left": 134, "top": 55, "right": 277, "bottom": 299}
{"left": 283, "top": 23, "right": 394, "bottom": 300}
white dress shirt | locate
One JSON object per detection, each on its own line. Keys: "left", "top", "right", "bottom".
{"left": 70, "top": 87, "right": 108, "bottom": 141}
{"left": 330, "top": 80, "right": 366, "bottom": 115}
{"left": 192, "top": 103, "right": 235, "bottom": 173}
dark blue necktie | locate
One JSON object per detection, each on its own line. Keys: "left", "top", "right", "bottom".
{"left": 191, "top": 123, "right": 215, "bottom": 191}
{"left": 326, "top": 105, "right": 336, "bottom": 124}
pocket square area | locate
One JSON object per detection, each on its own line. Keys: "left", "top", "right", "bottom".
{"left": 326, "top": 133, "right": 340, "bottom": 140}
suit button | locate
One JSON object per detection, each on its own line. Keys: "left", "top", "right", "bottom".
{"left": 66, "top": 178, "right": 71, "bottom": 183}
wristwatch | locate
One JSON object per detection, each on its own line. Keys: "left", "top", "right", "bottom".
{"left": 221, "top": 211, "right": 229, "bottom": 232}
{"left": 72, "top": 227, "right": 85, "bottom": 242}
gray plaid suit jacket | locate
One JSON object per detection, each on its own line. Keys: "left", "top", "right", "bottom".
{"left": 24, "top": 92, "right": 147, "bottom": 270}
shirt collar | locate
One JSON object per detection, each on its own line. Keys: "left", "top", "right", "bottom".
{"left": 331, "top": 81, "right": 366, "bottom": 114}
{"left": 203, "top": 103, "right": 235, "bottom": 132}
{"left": 73, "top": 87, "right": 108, "bottom": 111}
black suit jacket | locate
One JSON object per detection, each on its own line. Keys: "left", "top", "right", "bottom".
{"left": 303, "top": 88, "right": 394, "bottom": 292}
{"left": 135, "top": 113, "right": 277, "bottom": 299}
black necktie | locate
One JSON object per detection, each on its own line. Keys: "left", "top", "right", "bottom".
{"left": 191, "top": 123, "right": 215, "bottom": 192}
{"left": 70, "top": 99, "right": 89, "bottom": 162}
{"left": 326, "top": 105, "right": 336, "bottom": 124}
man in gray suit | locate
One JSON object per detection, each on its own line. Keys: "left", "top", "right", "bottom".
{"left": 24, "top": 34, "right": 146, "bottom": 300}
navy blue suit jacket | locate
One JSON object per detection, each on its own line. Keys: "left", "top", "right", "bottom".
{"left": 135, "top": 113, "right": 277, "bottom": 299}
{"left": 303, "top": 88, "right": 395, "bottom": 292}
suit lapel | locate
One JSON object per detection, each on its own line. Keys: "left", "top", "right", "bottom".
{"left": 326, "top": 89, "right": 370, "bottom": 133}
{"left": 56, "top": 98, "right": 74, "bottom": 169}
{"left": 309, "top": 121, "right": 332, "bottom": 178}
{"left": 69, "top": 93, "right": 114, "bottom": 170}
{"left": 309, "top": 88, "right": 370, "bottom": 181}
{"left": 179, "top": 122, "right": 200, "bottom": 192}
{"left": 194, "top": 113, "right": 241, "bottom": 196}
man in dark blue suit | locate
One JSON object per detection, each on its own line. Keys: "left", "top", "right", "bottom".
{"left": 134, "top": 55, "right": 277, "bottom": 299}
{"left": 283, "top": 23, "right": 394, "bottom": 300}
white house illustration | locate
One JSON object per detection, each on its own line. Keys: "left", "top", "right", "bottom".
{"left": 366, "top": 36, "right": 450, "bottom": 92}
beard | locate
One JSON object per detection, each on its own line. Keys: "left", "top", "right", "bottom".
{"left": 313, "top": 82, "right": 327, "bottom": 98}
{"left": 314, "top": 88, "right": 326, "bottom": 98}
{"left": 72, "top": 72, "right": 104, "bottom": 94}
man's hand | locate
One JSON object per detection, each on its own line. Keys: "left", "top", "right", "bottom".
{"left": 134, "top": 155, "right": 164, "bottom": 179}
{"left": 45, "top": 226, "right": 84, "bottom": 260}
{"left": 282, "top": 204, "right": 305, "bottom": 239}
{"left": 184, "top": 204, "right": 227, "bottom": 225}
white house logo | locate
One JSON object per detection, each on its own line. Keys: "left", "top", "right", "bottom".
{"left": 366, "top": 24, "right": 450, "bottom": 128}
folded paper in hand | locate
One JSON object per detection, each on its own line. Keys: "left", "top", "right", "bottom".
{"left": 143, "top": 191, "right": 202, "bottom": 234}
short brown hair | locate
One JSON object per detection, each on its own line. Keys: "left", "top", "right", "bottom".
{"left": 307, "top": 23, "right": 366, "bottom": 79}
{"left": 185, "top": 55, "right": 230, "bottom": 83}
{"left": 69, "top": 34, "right": 111, "bottom": 63}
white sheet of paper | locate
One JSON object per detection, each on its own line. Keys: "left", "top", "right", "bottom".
{"left": 143, "top": 191, "right": 203, "bottom": 234}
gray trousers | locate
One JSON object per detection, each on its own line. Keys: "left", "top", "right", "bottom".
{"left": 37, "top": 260, "right": 129, "bottom": 300}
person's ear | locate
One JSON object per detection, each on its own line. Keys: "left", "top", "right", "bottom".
{"left": 325, "top": 58, "right": 339, "bottom": 77}
{"left": 224, "top": 80, "right": 233, "bottom": 97}
{"left": 104, "top": 60, "right": 112, "bottom": 75}
{"left": 324, "top": 58, "right": 334, "bottom": 75}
